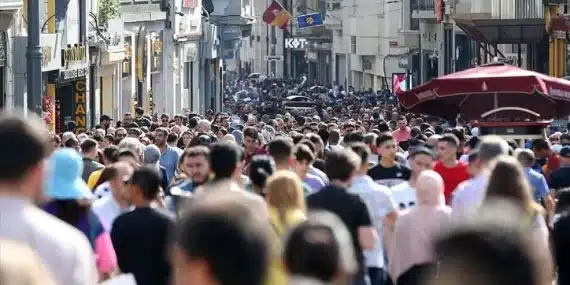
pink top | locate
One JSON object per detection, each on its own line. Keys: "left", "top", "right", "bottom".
{"left": 392, "top": 128, "right": 411, "bottom": 142}
{"left": 388, "top": 170, "right": 452, "bottom": 282}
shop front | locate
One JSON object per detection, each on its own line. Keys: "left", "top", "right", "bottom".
{"left": 100, "top": 19, "right": 126, "bottom": 120}
{"left": 12, "top": 33, "right": 61, "bottom": 130}
{"left": 57, "top": 44, "right": 89, "bottom": 134}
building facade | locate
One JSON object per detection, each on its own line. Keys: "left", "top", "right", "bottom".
{"left": 0, "top": 0, "right": 24, "bottom": 110}
{"left": 325, "top": 0, "right": 405, "bottom": 90}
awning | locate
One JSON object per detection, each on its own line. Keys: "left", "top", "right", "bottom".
{"left": 454, "top": 17, "right": 546, "bottom": 44}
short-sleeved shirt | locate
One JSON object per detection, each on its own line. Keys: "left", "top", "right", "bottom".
{"left": 159, "top": 145, "right": 181, "bottom": 183}
{"left": 391, "top": 181, "right": 418, "bottom": 210}
{"left": 349, "top": 175, "right": 396, "bottom": 268}
{"left": 367, "top": 162, "right": 411, "bottom": 188}
{"left": 307, "top": 184, "right": 373, "bottom": 272}
{"left": 434, "top": 161, "right": 470, "bottom": 204}
{"left": 523, "top": 167, "right": 550, "bottom": 202}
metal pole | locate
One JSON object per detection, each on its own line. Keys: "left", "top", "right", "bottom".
{"left": 27, "top": 0, "right": 42, "bottom": 116}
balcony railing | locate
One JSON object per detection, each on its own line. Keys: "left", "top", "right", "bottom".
{"left": 410, "top": 0, "right": 435, "bottom": 11}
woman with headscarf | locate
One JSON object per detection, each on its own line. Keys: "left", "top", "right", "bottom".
{"left": 388, "top": 170, "right": 452, "bottom": 285}
{"left": 41, "top": 148, "right": 117, "bottom": 280}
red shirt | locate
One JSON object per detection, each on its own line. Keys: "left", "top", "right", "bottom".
{"left": 434, "top": 161, "right": 470, "bottom": 204}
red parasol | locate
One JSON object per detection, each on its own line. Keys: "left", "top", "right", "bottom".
{"left": 397, "top": 63, "right": 570, "bottom": 120}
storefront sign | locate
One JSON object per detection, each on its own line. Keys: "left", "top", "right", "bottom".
{"left": 123, "top": 35, "right": 132, "bottom": 78}
{"left": 74, "top": 80, "right": 87, "bottom": 133}
{"left": 61, "top": 67, "right": 89, "bottom": 81}
{"left": 285, "top": 38, "right": 307, "bottom": 49}
{"left": 61, "top": 44, "right": 87, "bottom": 69}
{"left": 136, "top": 27, "right": 147, "bottom": 81}
{"left": 150, "top": 32, "right": 162, "bottom": 73}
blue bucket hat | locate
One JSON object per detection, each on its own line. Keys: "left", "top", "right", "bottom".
{"left": 44, "top": 148, "right": 94, "bottom": 200}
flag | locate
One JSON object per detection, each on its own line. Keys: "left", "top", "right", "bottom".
{"left": 296, "top": 12, "right": 324, "bottom": 29}
{"left": 262, "top": 0, "right": 291, "bottom": 30}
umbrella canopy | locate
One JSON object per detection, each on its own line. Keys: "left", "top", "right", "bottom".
{"left": 398, "top": 63, "right": 570, "bottom": 120}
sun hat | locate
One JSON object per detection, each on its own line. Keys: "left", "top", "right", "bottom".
{"left": 44, "top": 148, "right": 94, "bottom": 200}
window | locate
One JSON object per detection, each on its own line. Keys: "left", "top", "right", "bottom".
{"left": 250, "top": 36, "right": 253, "bottom": 47}
{"left": 332, "top": 2, "right": 341, "bottom": 9}
{"left": 351, "top": 36, "right": 356, "bottom": 53}
{"left": 224, "top": 41, "right": 234, "bottom": 49}
{"left": 257, "top": 36, "right": 260, "bottom": 42}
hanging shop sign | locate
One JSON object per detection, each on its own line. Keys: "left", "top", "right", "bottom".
{"left": 184, "top": 42, "right": 198, "bottom": 62}
{"left": 60, "top": 44, "right": 88, "bottom": 82}
{"left": 285, "top": 38, "right": 308, "bottom": 49}
{"left": 61, "top": 44, "right": 87, "bottom": 69}
{"left": 73, "top": 80, "right": 87, "bottom": 134}
{"left": 150, "top": 32, "right": 162, "bottom": 73}
{"left": 0, "top": 32, "right": 6, "bottom": 67}
{"left": 136, "top": 27, "right": 147, "bottom": 82}
{"left": 123, "top": 35, "right": 132, "bottom": 78}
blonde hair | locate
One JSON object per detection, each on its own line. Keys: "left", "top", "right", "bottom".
{"left": 266, "top": 171, "right": 306, "bottom": 225}
{"left": 0, "top": 239, "right": 56, "bottom": 285}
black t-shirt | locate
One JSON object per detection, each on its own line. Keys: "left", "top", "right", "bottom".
{"left": 367, "top": 162, "right": 411, "bottom": 188}
{"left": 553, "top": 212, "right": 570, "bottom": 285}
{"left": 307, "top": 185, "right": 373, "bottom": 273}
{"left": 111, "top": 207, "right": 174, "bottom": 285}
{"left": 549, "top": 167, "right": 570, "bottom": 191}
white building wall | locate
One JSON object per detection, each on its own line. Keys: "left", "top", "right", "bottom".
{"left": 329, "top": 0, "right": 404, "bottom": 89}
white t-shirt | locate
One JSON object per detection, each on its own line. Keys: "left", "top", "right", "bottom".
{"left": 349, "top": 175, "right": 397, "bottom": 269}
{"left": 391, "top": 182, "right": 418, "bottom": 211}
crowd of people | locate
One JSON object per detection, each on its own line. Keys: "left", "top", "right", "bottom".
{"left": 1, "top": 75, "right": 570, "bottom": 285}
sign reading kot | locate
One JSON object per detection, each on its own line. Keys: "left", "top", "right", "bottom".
{"left": 285, "top": 38, "right": 308, "bottom": 49}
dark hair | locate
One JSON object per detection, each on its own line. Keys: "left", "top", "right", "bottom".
{"left": 129, "top": 166, "right": 162, "bottom": 200}
{"left": 103, "top": 145, "right": 119, "bottom": 163}
{"left": 531, "top": 139, "right": 550, "bottom": 151}
{"left": 268, "top": 137, "right": 293, "bottom": 165}
{"left": 325, "top": 149, "right": 360, "bottom": 182}
{"left": 376, "top": 133, "right": 394, "bottom": 147}
{"left": 299, "top": 139, "right": 317, "bottom": 155}
{"left": 347, "top": 142, "right": 370, "bottom": 167}
{"left": 0, "top": 115, "right": 50, "bottom": 182}
{"left": 180, "top": 146, "right": 210, "bottom": 165}
{"left": 51, "top": 200, "right": 90, "bottom": 226}
{"left": 377, "top": 122, "right": 390, "bottom": 133}
{"left": 438, "top": 134, "right": 460, "bottom": 148}
{"left": 167, "top": 132, "right": 179, "bottom": 144}
{"left": 243, "top": 127, "right": 259, "bottom": 140}
{"left": 292, "top": 133, "right": 304, "bottom": 145}
{"left": 80, "top": 138, "right": 98, "bottom": 153}
{"left": 173, "top": 196, "right": 269, "bottom": 285}
{"left": 284, "top": 222, "right": 340, "bottom": 282}
{"left": 92, "top": 134, "right": 104, "bottom": 143}
{"left": 210, "top": 143, "right": 241, "bottom": 179}
{"left": 248, "top": 155, "right": 275, "bottom": 191}
{"left": 435, "top": 227, "right": 538, "bottom": 285}
{"left": 93, "top": 165, "right": 119, "bottom": 191}
{"left": 294, "top": 144, "right": 315, "bottom": 164}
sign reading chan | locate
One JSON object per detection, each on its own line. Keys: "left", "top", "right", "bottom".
{"left": 74, "top": 80, "right": 87, "bottom": 134}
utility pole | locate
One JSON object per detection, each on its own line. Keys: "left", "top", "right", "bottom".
{"left": 27, "top": 0, "right": 42, "bottom": 116}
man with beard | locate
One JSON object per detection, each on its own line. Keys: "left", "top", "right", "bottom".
{"left": 170, "top": 146, "right": 211, "bottom": 193}
{"left": 167, "top": 146, "right": 211, "bottom": 215}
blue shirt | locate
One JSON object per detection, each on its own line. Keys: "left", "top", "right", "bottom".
{"left": 524, "top": 167, "right": 550, "bottom": 202}
{"left": 159, "top": 145, "right": 181, "bottom": 183}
